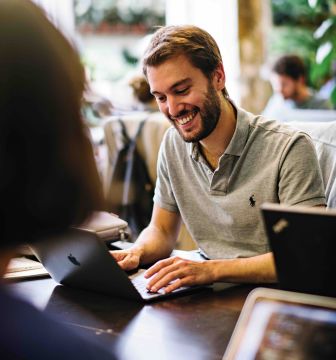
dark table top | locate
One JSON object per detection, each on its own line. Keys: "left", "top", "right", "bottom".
{"left": 8, "top": 278, "right": 256, "bottom": 360}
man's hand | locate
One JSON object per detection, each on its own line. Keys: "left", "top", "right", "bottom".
{"left": 110, "top": 205, "right": 181, "bottom": 272}
{"left": 110, "top": 249, "right": 141, "bottom": 271}
{"left": 144, "top": 256, "right": 215, "bottom": 293}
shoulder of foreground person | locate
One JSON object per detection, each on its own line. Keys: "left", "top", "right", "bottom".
{"left": 0, "top": 287, "right": 117, "bottom": 360}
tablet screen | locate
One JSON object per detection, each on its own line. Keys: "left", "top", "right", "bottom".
{"left": 233, "top": 298, "right": 336, "bottom": 360}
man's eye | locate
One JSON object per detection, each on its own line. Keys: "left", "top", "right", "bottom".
{"left": 175, "top": 88, "right": 189, "bottom": 95}
{"left": 155, "top": 95, "right": 166, "bottom": 102}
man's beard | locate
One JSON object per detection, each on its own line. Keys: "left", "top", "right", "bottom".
{"left": 171, "top": 82, "right": 222, "bottom": 143}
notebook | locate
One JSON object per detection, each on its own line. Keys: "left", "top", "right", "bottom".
{"left": 31, "top": 229, "right": 205, "bottom": 302}
{"left": 4, "top": 257, "right": 49, "bottom": 280}
{"left": 260, "top": 203, "right": 336, "bottom": 297}
{"left": 223, "top": 287, "right": 336, "bottom": 360}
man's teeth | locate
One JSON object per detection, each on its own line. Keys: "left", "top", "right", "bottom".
{"left": 176, "top": 112, "right": 196, "bottom": 125}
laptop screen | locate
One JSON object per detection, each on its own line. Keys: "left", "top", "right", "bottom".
{"left": 223, "top": 288, "right": 336, "bottom": 360}
{"left": 260, "top": 203, "right": 336, "bottom": 297}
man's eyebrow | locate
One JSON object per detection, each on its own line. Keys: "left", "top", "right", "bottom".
{"left": 151, "top": 78, "right": 192, "bottom": 95}
{"left": 171, "top": 78, "right": 192, "bottom": 89}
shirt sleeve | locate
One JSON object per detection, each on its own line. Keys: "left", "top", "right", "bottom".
{"left": 153, "top": 131, "right": 179, "bottom": 213}
{"left": 278, "top": 132, "right": 326, "bottom": 206}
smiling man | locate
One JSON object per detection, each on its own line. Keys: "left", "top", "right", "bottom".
{"left": 112, "top": 25, "right": 326, "bottom": 293}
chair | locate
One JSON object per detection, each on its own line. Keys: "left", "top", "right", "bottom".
{"left": 103, "top": 112, "right": 170, "bottom": 189}
{"left": 281, "top": 109, "right": 336, "bottom": 123}
{"left": 290, "top": 121, "right": 336, "bottom": 208}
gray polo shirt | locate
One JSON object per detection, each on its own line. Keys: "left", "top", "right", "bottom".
{"left": 154, "top": 106, "right": 325, "bottom": 259}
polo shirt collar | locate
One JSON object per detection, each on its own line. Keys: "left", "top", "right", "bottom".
{"left": 225, "top": 105, "right": 250, "bottom": 156}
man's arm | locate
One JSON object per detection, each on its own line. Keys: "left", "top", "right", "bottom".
{"left": 145, "top": 252, "right": 276, "bottom": 293}
{"left": 144, "top": 203, "right": 326, "bottom": 292}
{"left": 111, "top": 204, "right": 181, "bottom": 270}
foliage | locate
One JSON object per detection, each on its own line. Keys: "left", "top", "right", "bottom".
{"left": 74, "top": 0, "right": 165, "bottom": 31}
{"left": 309, "top": 0, "right": 336, "bottom": 106}
{"left": 269, "top": 26, "right": 317, "bottom": 62}
{"left": 272, "top": 0, "right": 327, "bottom": 26}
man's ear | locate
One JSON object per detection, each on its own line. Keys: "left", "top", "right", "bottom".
{"left": 212, "top": 63, "right": 226, "bottom": 91}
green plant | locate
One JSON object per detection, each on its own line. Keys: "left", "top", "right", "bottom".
{"left": 272, "top": 0, "right": 326, "bottom": 26}
{"left": 309, "top": 0, "right": 336, "bottom": 106}
{"left": 74, "top": 0, "right": 165, "bottom": 30}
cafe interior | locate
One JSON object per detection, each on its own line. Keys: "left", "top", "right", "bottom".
{"left": 2, "top": 0, "right": 336, "bottom": 359}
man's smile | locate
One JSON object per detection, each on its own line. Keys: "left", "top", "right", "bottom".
{"left": 170, "top": 109, "right": 198, "bottom": 126}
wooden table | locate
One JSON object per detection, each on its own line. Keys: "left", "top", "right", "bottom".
{"left": 9, "top": 278, "right": 256, "bottom": 360}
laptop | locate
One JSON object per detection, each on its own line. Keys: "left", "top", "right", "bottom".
{"left": 261, "top": 203, "right": 336, "bottom": 297}
{"left": 223, "top": 287, "right": 336, "bottom": 360}
{"left": 31, "top": 229, "right": 205, "bottom": 302}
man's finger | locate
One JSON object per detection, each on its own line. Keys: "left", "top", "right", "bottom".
{"left": 147, "top": 269, "right": 182, "bottom": 292}
{"left": 110, "top": 251, "right": 126, "bottom": 262}
{"left": 144, "top": 257, "right": 176, "bottom": 278}
{"left": 146, "top": 262, "right": 182, "bottom": 288}
{"left": 118, "top": 256, "right": 135, "bottom": 270}
{"left": 164, "top": 276, "right": 193, "bottom": 293}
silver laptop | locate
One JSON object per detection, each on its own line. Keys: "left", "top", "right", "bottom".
{"left": 223, "top": 287, "right": 336, "bottom": 360}
{"left": 31, "top": 229, "right": 204, "bottom": 302}
{"left": 261, "top": 203, "right": 336, "bottom": 297}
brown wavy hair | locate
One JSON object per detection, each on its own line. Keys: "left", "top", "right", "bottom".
{"left": 142, "top": 25, "right": 229, "bottom": 98}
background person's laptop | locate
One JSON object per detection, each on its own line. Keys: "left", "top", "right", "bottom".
{"left": 31, "top": 229, "right": 205, "bottom": 302}
{"left": 223, "top": 287, "right": 336, "bottom": 360}
{"left": 261, "top": 203, "right": 336, "bottom": 297}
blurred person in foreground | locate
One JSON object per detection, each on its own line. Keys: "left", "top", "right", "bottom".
{"left": 111, "top": 25, "right": 325, "bottom": 293}
{"left": 0, "top": 0, "right": 116, "bottom": 358}
{"left": 263, "top": 54, "right": 332, "bottom": 119}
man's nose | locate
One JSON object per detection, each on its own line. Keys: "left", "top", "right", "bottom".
{"left": 166, "top": 96, "right": 183, "bottom": 117}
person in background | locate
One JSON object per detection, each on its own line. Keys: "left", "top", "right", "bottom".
{"left": 111, "top": 25, "right": 325, "bottom": 294}
{"left": 129, "top": 74, "right": 159, "bottom": 112}
{"left": 0, "top": 0, "right": 116, "bottom": 358}
{"left": 263, "top": 54, "right": 332, "bottom": 119}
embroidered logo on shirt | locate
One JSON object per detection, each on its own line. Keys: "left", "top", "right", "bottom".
{"left": 249, "top": 194, "right": 256, "bottom": 207}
